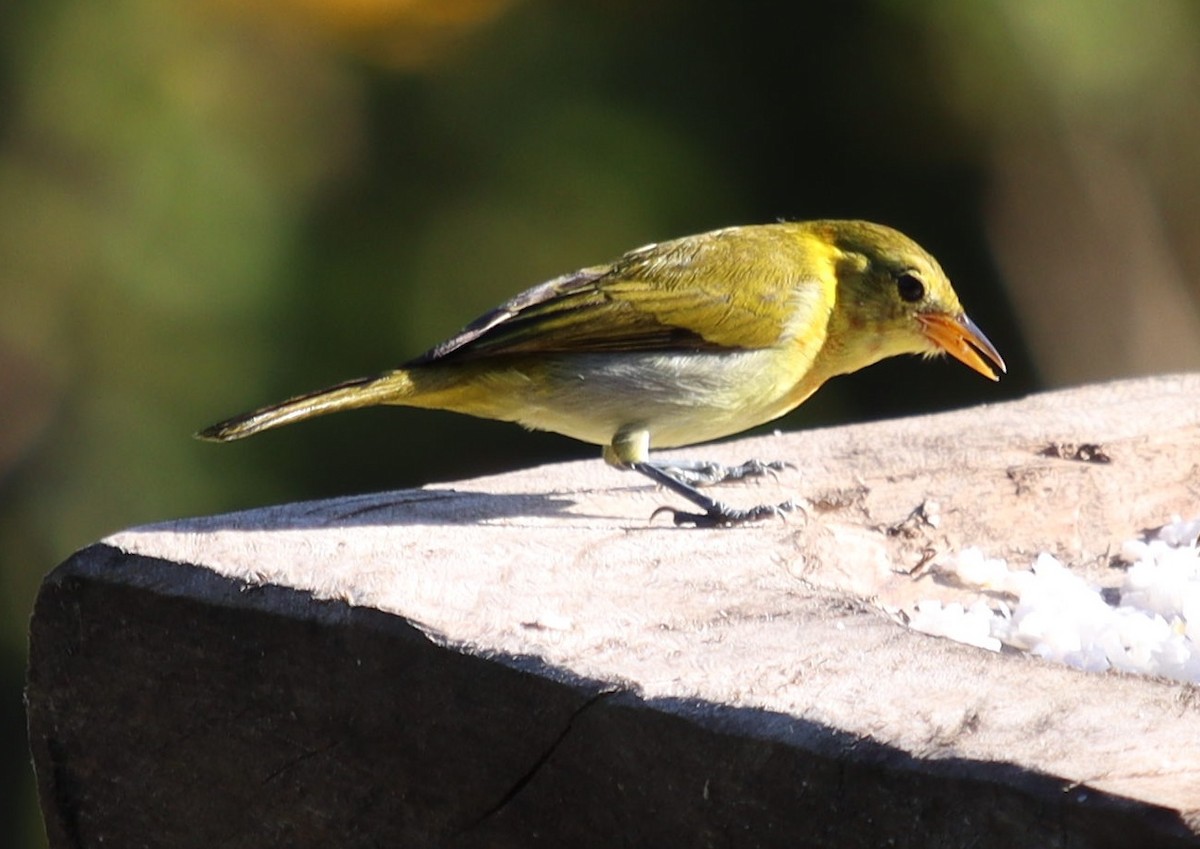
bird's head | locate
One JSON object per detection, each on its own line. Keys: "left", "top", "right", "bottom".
{"left": 819, "top": 220, "right": 1006, "bottom": 381}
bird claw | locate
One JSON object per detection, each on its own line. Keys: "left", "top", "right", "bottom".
{"left": 719, "top": 459, "right": 795, "bottom": 483}
{"left": 651, "top": 498, "right": 798, "bottom": 528}
{"left": 657, "top": 458, "right": 795, "bottom": 487}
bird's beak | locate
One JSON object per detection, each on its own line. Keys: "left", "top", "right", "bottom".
{"left": 918, "top": 312, "right": 1007, "bottom": 381}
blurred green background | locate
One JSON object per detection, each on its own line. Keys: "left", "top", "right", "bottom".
{"left": 4, "top": 0, "right": 1200, "bottom": 844}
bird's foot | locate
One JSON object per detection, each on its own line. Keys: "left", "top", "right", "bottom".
{"left": 652, "top": 498, "right": 798, "bottom": 528}
{"left": 631, "top": 460, "right": 798, "bottom": 528}
{"left": 651, "top": 458, "right": 794, "bottom": 487}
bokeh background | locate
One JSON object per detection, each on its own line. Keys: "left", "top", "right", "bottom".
{"left": 4, "top": 0, "right": 1200, "bottom": 843}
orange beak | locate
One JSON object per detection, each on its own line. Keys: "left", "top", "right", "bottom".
{"left": 918, "top": 312, "right": 1006, "bottom": 381}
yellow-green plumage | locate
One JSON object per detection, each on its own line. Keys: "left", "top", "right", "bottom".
{"left": 198, "top": 220, "right": 1004, "bottom": 525}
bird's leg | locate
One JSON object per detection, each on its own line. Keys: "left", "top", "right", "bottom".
{"left": 644, "top": 457, "right": 794, "bottom": 487}
{"left": 630, "top": 461, "right": 797, "bottom": 528}
{"left": 606, "top": 432, "right": 796, "bottom": 527}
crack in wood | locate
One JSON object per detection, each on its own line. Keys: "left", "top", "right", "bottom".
{"left": 461, "top": 688, "right": 622, "bottom": 833}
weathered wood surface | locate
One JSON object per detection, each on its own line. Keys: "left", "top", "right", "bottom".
{"left": 27, "top": 373, "right": 1200, "bottom": 848}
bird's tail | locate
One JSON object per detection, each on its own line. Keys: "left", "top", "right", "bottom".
{"left": 195, "top": 370, "right": 416, "bottom": 442}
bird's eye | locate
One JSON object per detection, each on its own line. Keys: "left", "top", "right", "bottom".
{"left": 896, "top": 272, "right": 925, "bottom": 303}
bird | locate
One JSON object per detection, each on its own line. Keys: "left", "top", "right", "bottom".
{"left": 197, "top": 220, "right": 1005, "bottom": 527}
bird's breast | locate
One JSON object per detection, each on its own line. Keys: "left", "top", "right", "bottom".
{"left": 505, "top": 346, "right": 825, "bottom": 449}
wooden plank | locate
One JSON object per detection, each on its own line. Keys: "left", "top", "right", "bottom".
{"left": 27, "top": 374, "right": 1200, "bottom": 847}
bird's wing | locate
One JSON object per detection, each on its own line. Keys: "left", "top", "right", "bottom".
{"left": 409, "top": 226, "right": 833, "bottom": 364}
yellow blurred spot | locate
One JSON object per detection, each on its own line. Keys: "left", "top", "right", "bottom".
{"left": 210, "top": 0, "right": 520, "bottom": 68}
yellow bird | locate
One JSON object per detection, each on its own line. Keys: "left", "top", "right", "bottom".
{"left": 198, "top": 220, "right": 1005, "bottom": 526}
